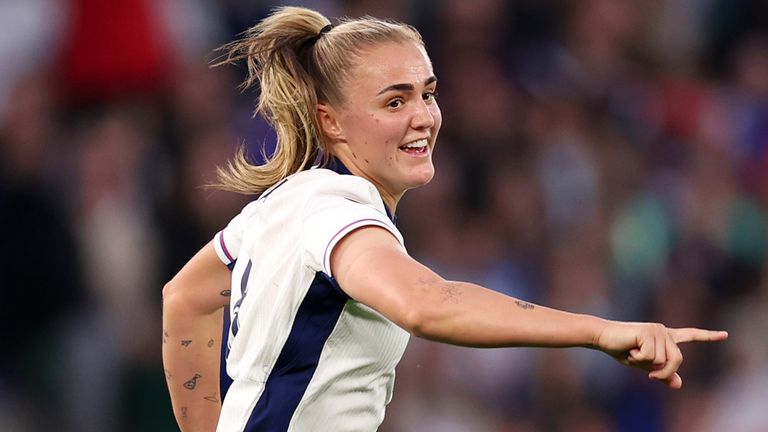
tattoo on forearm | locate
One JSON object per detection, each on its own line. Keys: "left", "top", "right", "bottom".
{"left": 204, "top": 393, "right": 219, "bottom": 403}
{"left": 221, "top": 290, "right": 231, "bottom": 297}
{"left": 181, "top": 339, "right": 192, "bottom": 347}
{"left": 515, "top": 300, "right": 535, "bottom": 310}
{"left": 181, "top": 406, "right": 188, "bottom": 419}
{"left": 183, "top": 374, "right": 202, "bottom": 390}
{"left": 418, "top": 276, "right": 440, "bottom": 285}
{"left": 440, "top": 283, "right": 463, "bottom": 304}
{"left": 207, "top": 339, "right": 214, "bottom": 348}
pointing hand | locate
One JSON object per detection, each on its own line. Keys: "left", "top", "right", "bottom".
{"left": 595, "top": 322, "right": 728, "bottom": 389}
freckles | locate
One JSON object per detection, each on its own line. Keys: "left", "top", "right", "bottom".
{"left": 364, "top": 159, "right": 370, "bottom": 163}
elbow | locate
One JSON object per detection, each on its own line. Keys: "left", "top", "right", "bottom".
{"left": 162, "top": 279, "right": 195, "bottom": 319}
{"left": 400, "top": 306, "right": 433, "bottom": 339}
{"left": 162, "top": 281, "right": 173, "bottom": 300}
{"left": 397, "top": 280, "right": 452, "bottom": 338}
{"left": 162, "top": 279, "right": 182, "bottom": 310}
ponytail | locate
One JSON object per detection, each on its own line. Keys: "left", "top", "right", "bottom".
{"left": 212, "top": 7, "right": 330, "bottom": 194}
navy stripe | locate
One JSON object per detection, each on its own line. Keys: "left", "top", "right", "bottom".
{"left": 259, "top": 177, "right": 289, "bottom": 201}
{"left": 231, "top": 260, "right": 253, "bottom": 337}
{"left": 244, "top": 272, "right": 349, "bottom": 431}
{"left": 221, "top": 259, "right": 236, "bottom": 398}
{"left": 327, "top": 157, "right": 352, "bottom": 175}
{"left": 220, "top": 306, "right": 233, "bottom": 398}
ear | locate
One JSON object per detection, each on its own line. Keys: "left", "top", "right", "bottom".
{"left": 317, "top": 103, "right": 344, "bottom": 141}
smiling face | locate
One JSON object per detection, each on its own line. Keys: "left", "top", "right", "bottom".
{"left": 319, "top": 41, "right": 442, "bottom": 210}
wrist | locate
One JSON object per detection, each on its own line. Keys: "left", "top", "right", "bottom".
{"left": 587, "top": 316, "right": 612, "bottom": 350}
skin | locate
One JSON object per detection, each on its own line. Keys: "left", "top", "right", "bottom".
{"left": 163, "top": 243, "right": 230, "bottom": 432}
{"left": 318, "top": 41, "right": 441, "bottom": 212}
{"left": 163, "top": 39, "right": 728, "bottom": 432}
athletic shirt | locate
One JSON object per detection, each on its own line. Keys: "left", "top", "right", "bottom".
{"left": 212, "top": 164, "right": 410, "bottom": 432}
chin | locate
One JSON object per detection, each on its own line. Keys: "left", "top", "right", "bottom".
{"left": 404, "top": 168, "right": 435, "bottom": 189}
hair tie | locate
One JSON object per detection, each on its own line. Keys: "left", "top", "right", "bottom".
{"left": 320, "top": 24, "right": 333, "bottom": 35}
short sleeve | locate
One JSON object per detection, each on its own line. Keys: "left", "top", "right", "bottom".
{"left": 213, "top": 201, "right": 257, "bottom": 267}
{"left": 302, "top": 175, "right": 403, "bottom": 277}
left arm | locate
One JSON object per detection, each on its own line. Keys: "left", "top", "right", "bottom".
{"left": 330, "top": 226, "right": 728, "bottom": 389}
{"left": 163, "top": 242, "right": 231, "bottom": 431}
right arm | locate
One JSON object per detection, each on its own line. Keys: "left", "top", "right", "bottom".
{"left": 163, "top": 242, "right": 232, "bottom": 431}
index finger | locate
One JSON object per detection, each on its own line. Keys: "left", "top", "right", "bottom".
{"left": 670, "top": 328, "right": 728, "bottom": 344}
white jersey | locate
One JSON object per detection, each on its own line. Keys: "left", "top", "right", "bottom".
{"left": 212, "top": 165, "right": 410, "bottom": 432}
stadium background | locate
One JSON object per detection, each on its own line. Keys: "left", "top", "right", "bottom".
{"left": 1, "top": 0, "right": 767, "bottom": 430}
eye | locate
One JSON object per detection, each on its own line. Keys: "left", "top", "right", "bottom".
{"left": 423, "top": 91, "right": 438, "bottom": 102}
{"left": 387, "top": 98, "right": 404, "bottom": 109}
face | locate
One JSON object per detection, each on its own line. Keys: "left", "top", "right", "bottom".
{"left": 321, "top": 41, "right": 442, "bottom": 207}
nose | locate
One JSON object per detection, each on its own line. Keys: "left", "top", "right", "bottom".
{"left": 411, "top": 99, "right": 435, "bottom": 130}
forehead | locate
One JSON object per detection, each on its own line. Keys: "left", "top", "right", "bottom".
{"left": 345, "top": 42, "right": 434, "bottom": 95}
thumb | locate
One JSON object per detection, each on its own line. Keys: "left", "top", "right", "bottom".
{"left": 654, "top": 371, "right": 683, "bottom": 390}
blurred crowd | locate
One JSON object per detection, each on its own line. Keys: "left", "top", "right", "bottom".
{"left": 1, "top": 0, "right": 767, "bottom": 431}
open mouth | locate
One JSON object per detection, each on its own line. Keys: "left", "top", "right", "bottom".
{"left": 399, "top": 138, "right": 429, "bottom": 155}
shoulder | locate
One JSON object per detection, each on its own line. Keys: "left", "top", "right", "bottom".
{"left": 291, "top": 168, "right": 386, "bottom": 210}
{"left": 231, "top": 168, "right": 391, "bottom": 230}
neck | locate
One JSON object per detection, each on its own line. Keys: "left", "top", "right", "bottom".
{"left": 378, "top": 190, "right": 400, "bottom": 215}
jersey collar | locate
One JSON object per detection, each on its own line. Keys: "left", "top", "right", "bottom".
{"left": 327, "top": 158, "right": 397, "bottom": 224}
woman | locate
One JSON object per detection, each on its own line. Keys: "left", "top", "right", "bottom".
{"left": 162, "top": 6, "right": 727, "bottom": 432}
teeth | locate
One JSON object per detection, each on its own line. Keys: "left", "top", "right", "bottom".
{"left": 403, "top": 139, "right": 428, "bottom": 149}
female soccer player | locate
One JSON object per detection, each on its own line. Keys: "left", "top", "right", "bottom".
{"left": 162, "top": 6, "right": 727, "bottom": 431}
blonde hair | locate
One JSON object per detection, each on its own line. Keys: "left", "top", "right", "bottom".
{"left": 213, "top": 6, "right": 423, "bottom": 194}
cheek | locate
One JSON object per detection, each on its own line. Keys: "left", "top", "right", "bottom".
{"left": 363, "top": 118, "right": 401, "bottom": 149}
{"left": 432, "top": 106, "right": 443, "bottom": 134}
{"left": 377, "top": 116, "right": 408, "bottom": 143}
{"left": 343, "top": 113, "right": 405, "bottom": 160}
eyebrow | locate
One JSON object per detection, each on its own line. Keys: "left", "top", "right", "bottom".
{"left": 376, "top": 76, "right": 437, "bottom": 96}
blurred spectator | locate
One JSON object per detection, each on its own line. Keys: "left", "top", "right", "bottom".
{"left": 0, "top": 0, "right": 63, "bottom": 122}
{"left": 54, "top": 0, "right": 174, "bottom": 106}
{"left": 0, "top": 73, "right": 84, "bottom": 432}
